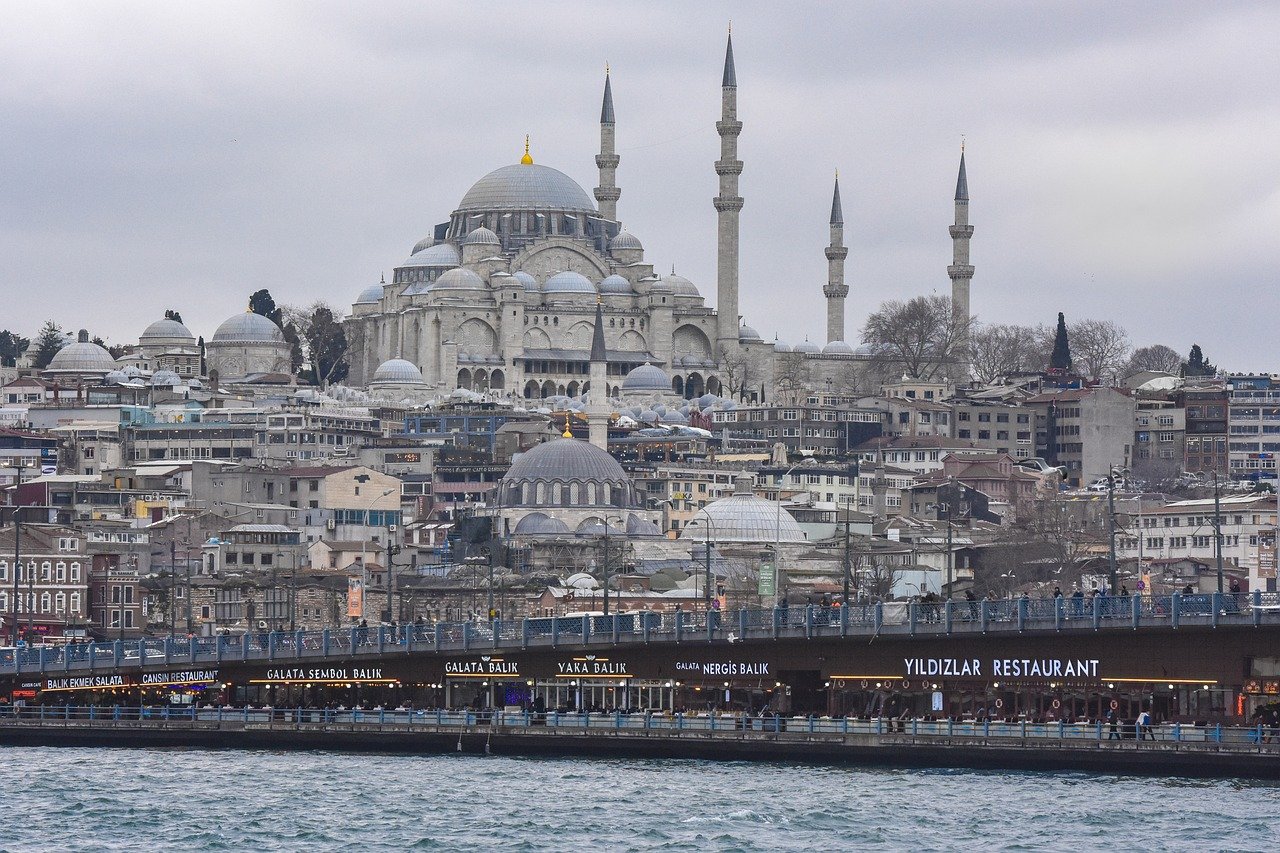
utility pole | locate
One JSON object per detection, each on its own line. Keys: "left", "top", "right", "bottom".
{"left": 841, "top": 510, "right": 851, "bottom": 605}
{"left": 944, "top": 477, "right": 956, "bottom": 597}
{"left": 8, "top": 461, "right": 23, "bottom": 645}
{"left": 1107, "top": 469, "right": 1119, "bottom": 594}
{"left": 170, "top": 539, "right": 177, "bottom": 635}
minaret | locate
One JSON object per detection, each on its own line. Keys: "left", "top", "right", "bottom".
{"left": 594, "top": 66, "right": 620, "bottom": 223}
{"left": 823, "top": 172, "right": 848, "bottom": 343}
{"left": 714, "top": 29, "right": 743, "bottom": 352}
{"left": 948, "top": 146, "right": 974, "bottom": 379}
{"left": 587, "top": 299, "right": 609, "bottom": 451}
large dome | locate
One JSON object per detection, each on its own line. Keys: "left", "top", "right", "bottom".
{"left": 543, "top": 271, "right": 595, "bottom": 295}
{"left": 622, "top": 363, "right": 671, "bottom": 394}
{"left": 47, "top": 333, "right": 116, "bottom": 375}
{"left": 212, "top": 312, "right": 285, "bottom": 343}
{"left": 400, "top": 242, "right": 460, "bottom": 269}
{"left": 498, "top": 437, "right": 639, "bottom": 509}
{"left": 140, "top": 318, "right": 195, "bottom": 346}
{"left": 457, "top": 163, "right": 596, "bottom": 213}
{"left": 679, "top": 473, "right": 806, "bottom": 544}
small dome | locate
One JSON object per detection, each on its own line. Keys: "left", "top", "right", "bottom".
{"left": 513, "top": 271, "right": 539, "bottom": 292}
{"left": 140, "top": 318, "right": 195, "bottom": 345}
{"left": 121, "top": 365, "right": 144, "bottom": 378}
{"left": 411, "top": 236, "right": 435, "bottom": 254}
{"left": 463, "top": 226, "right": 500, "bottom": 246}
{"left": 664, "top": 273, "right": 699, "bottom": 297}
{"left": 622, "top": 363, "right": 671, "bottom": 394}
{"left": 151, "top": 369, "right": 181, "bottom": 387}
{"left": 47, "top": 332, "right": 116, "bottom": 374}
{"left": 599, "top": 274, "right": 632, "bottom": 294}
{"left": 212, "top": 312, "right": 285, "bottom": 343}
{"left": 773, "top": 339, "right": 791, "bottom": 353}
{"left": 610, "top": 231, "right": 642, "bottom": 252}
{"left": 738, "top": 325, "right": 762, "bottom": 342}
{"left": 794, "top": 339, "right": 820, "bottom": 354}
{"left": 659, "top": 409, "right": 688, "bottom": 424}
{"left": 103, "top": 370, "right": 127, "bottom": 384}
{"left": 645, "top": 275, "right": 670, "bottom": 292}
{"left": 372, "top": 358, "right": 426, "bottom": 385}
{"left": 638, "top": 409, "right": 659, "bottom": 422}
{"left": 356, "top": 283, "right": 384, "bottom": 304}
{"left": 513, "top": 512, "right": 572, "bottom": 536}
{"left": 433, "top": 268, "right": 486, "bottom": 291}
{"left": 499, "top": 437, "right": 639, "bottom": 510}
{"left": 822, "top": 340, "right": 854, "bottom": 355}
{"left": 678, "top": 474, "right": 807, "bottom": 545}
{"left": 626, "top": 514, "right": 662, "bottom": 537}
{"left": 543, "top": 271, "right": 595, "bottom": 295}
{"left": 400, "top": 242, "right": 461, "bottom": 268}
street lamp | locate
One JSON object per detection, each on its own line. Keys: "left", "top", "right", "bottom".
{"left": 358, "top": 489, "right": 395, "bottom": 622}
{"left": 4, "top": 458, "right": 29, "bottom": 646}
{"left": 1106, "top": 465, "right": 1129, "bottom": 594}
{"left": 689, "top": 508, "right": 716, "bottom": 612}
{"left": 772, "top": 462, "right": 809, "bottom": 609}
{"left": 600, "top": 515, "right": 625, "bottom": 616}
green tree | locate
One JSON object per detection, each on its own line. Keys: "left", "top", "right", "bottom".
{"left": 1048, "top": 312, "right": 1072, "bottom": 372}
{"left": 0, "top": 330, "right": 30, "bottom": 367}
{"left": 249, "top": 289, "right": 283, "bottom": 326}
{"left": 164, "top": 309, "right": 184, "bottom": 324}
{"left": 297, "top": 304, "right": 349, "bottom": 386}
{"left": 1180, "top": 344, "right": 1216, "bottom": 378}
{"left": 30, "top": 320, "right": 65, "bottom": 369}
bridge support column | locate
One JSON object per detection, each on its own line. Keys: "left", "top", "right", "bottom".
{"left": 295, "top": 630, "right": 303, "bottom": 658}
{"left": 1055, "top": 597, "right": 1064, "bottom": 631}
{"left": 874, "top": 603, "right": 883, "bottom": 632}
{"left": 980, "top": 601, "right": 989, "bottom": 633}
{"left": 1092, "top": 596, "right": 1101, "bottom": 630}
{"left": 945, "top": 601, "right": 954, "bottom": 634}
{"left": 1016, "top": 597, "right": 1026, "bottom": 631}
{"left": 739, "top": 607, "right": 748, "bottom": 639}
{"left": 1172, "top": 593, "right": 1181, "bottom": 628}
{"left": 1132, "top": 595, "right": 1140, "bottom": 630}
{"left": 908, "top": 602, "right": 917, "bottom": 636}
{"left": 1255, "top": 590, "right": 1263, "bottom": 626}
{"left": 1212, "top": 593, "right": 1221, "bottom": 629}
{"left": 322, "top": 629, "right": 330, "bottom": 656}
{"left": 521, "top": 618, "right": 529, "bottom": 649}
{"left": 241, "top": 633, "right": 249, "bottom": 662}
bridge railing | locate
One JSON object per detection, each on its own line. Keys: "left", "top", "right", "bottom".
{"left": 4, "top": 591, "right": 1280, "bottom": 675}
{"left": 3, "top": 704, "right": 1279, "bottom": 750}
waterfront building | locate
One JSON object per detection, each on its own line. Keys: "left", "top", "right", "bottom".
{"left": 0, "top": 523, "right": 89, "bottom": 642}
{"left": 1224, "top": 374, "right": 1280, "bottom": 481}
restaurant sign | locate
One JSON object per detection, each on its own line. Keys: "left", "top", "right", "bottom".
{"left": 43, "top": 675, "right": 128, "bottom": 691}
{"left": 903, "top": 657, "right": 1101, "bottom": 679}
{"left": 258, "top": 667, "right": 389, "bottom": 683}
{"left": 444, "top": 657, "right": 520, "bottom": 678}
{"left": 556, "top": 655, "right": 630, "bottom": 678}
{"left": 675, "top": 659, "right": 770, "bottom": 678}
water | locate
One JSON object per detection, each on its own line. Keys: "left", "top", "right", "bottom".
{"left": 3, "top": 746, "right": 1278, "bottom": 851}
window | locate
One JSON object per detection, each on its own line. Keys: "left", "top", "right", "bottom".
{"left": 1193, "top": 535, "right": 1212, "bottom": 548}
{"left": 70, "top": 593, "right": 80, "bottom": 613}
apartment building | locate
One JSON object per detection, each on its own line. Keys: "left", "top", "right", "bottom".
{"left": 1224, "top": 375, "right": 1280, "bottom": 481}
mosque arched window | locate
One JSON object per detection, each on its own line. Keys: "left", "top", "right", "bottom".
{"left": 587, "top": 482, "right": 597, "bottom": 505}
{"left": 570, "top": 482, "right": 580, "bottom": 505}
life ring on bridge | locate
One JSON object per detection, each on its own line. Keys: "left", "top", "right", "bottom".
{"left": 860, "top": 679, "right": 869, "bottom": 689}
{"left": 1051, "top": 699, "right": 1061, "bottom": 710}
{"left": 994, "top": 698, "right": 1004, "bottom": 709}
{"left": 1110, "top": 699, "right": 1119, "bottom": 710}
{"left": 901, "top": 680, "right": 911, "bottom": 690}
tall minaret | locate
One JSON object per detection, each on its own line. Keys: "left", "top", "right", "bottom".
{"left": 948, "top": 146, "right": 974, "bottom": 379}
{"left": 587, "top": 299, "right": 609, "bottom": 451}
{"left": 714, "top": 29, "right": 743, "bottom": 352}
{"left": 823, "top": 173, "right": 848, "bottom": 343}
{"left": 594, "top": 66, "right": 620, "bottom": 223}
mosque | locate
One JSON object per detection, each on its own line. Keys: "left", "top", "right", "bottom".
{"left": 346, "top": 34, "right": 975, "bottom": 403}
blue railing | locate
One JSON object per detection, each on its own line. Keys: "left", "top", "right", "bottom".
{"left": 2, "top": 591, "right": 1277, "bottom": 676}
{"left": 2, "top": 704, "right": 1278, "bottom": 751}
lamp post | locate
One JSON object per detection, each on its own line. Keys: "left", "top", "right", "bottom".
{"left": 357, "top": 489, "right": 395, "bottom": 622}
{"left": 772, "top": 462, "right": 807, "bottom": 609}
{"left": 1106, "top": 465, "right": 1128, "bottom": 594}
{"left": 5, "top": 458, "right": 27, "bottom": 646}
{"left": 600, "top": 515, "right": 625, "bottom": 616}
{"left": 690, "top": 508, "right": 716, "bottom": 612}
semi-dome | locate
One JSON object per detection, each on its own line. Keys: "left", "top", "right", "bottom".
{"left": 678, "top": 473, "right": 806, "bottom": 545}
{"left": 498, "top": 437, "right": 639, "bottom": 509}
{"left": 400, "top": 242, "right": 460, "bottom": 268}
{"left": 372, "top": 358, "right": 426, "bottom": 385}
{"left": 622, "top": 363, "right": 671, "bottom": 394}
{"left": 513, "top": 271, "right": 539, "bottom": 292}
{"left": 599, "top": 274, "right": 632, "bottom": 294}
{"left": 609, "top": 231, "right": 642, "bottom": 251}
{"left": 822, "top": 340, "right": 854, "bottom": 355}
{"left": 512, "top": 512, "right": 572, "bottom": 536}
{"left": 150, "top": 369, "right": 181, "bottom": 387}
{"left": 463, "top": 226, "right": 500, "bottom": 246}
{"left": 663, "top": 273, "right": 699, "bottom": 297}
{"left": 433, "top": 268, "right": 486, "bottom": 291}
{"left": 356, "top": 283, "right": 384, "bottom": 304}
{"left": 140, "top": 318, "right": 195, "bottom": 346}
{"left": 46, "top": 331, "right": 116, "bottom": 375}
{"left": 543, "top": 271, "right": 595, "bottom": 295}
{"left": 793, "top": 339, "right": 821, "bottom": 354}
{"left": 457, "top": 163, "right": 596, "bottom": 213}
{"left": 212, "top": 312, "right": 285, "bottom": 343}
{"left": 738, "top": 324, "right": 762, "bottom": 342}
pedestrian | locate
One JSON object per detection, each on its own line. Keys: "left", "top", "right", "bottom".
{"left": 1107, "top": 709, "right": 1120, "bottom": 739}
{"left": 965, "top": 589, "right": 978, "bottom": 621}
{"left": 1053, "top": 585, "right": 1063, "bottom": 599}
{"left": 1137, "top": 708, "right": 1153, "bottom": 740}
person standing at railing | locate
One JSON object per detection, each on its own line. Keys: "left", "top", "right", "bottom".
{"left": 965, "top": 589, "right": 978, "bottom": 621}
{"left": 1107, "top": 709, "right": 1121, "bottom": 739}
{"left": 1137, "top": 708, "right": 1154, "bottom": 740}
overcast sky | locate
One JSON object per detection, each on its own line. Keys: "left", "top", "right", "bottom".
{"left": 2, "top": 1, "right": 1277, "bottom": 370}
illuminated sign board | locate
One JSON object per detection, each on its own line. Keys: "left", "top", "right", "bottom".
{"left": 444, "top": 657, "right": 519, "bottom": 678}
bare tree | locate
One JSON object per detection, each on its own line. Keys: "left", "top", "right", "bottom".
{"left": 716, "top": 344, "right": 754, "bottom": 402}
{"left": 968, "top": 323, "right": 1047, "bottom": 383}
{"left": 284, "top": 301, "right": 354, "bottom": 387}
{"left": 860, "top": 295, "right": 972, "bottom": 381}
{"left": 857, "top": 551, "right": 903, "bottom": 602}
{"left": 1070, "top": 319, "right": 1131, "bottom": 384}
{"left": 1125, "top": 344, "right": 1181, "bottom": 376}
{"left": 976, "top": 492, "right": 1105, "bottom": 594}
{"left": 773, "top": 351, "right": 810, "bottom": 404}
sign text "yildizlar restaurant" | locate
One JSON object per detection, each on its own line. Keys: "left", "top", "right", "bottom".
{"left": 904, "top": 658, "right": 1101, "bottom": 678}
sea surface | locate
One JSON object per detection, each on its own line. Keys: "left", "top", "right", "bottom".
{"left": 2, "top": 746, "right": 1277, "bottom": 851}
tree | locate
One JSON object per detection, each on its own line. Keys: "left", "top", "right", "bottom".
{"left": 1181, "top": 344, "right": 1217, "bottom": 378}
{"left": 164, "top": 309, "right": 184, "bottom": 324}
{"left": 968, "top": 323, "right": 1045, "bottom": 384}
{"left": 772, "top": 351, "right": 810, "bottom": 403}
{"left": 1048, "top": 312, "right": 1072, "bottom": 372}
{"left": 716, "top": 344, "right": 755, "bottom": 402}
{"left": 91, "top": 335, "right": 129, "bottom": 361}
{"left": 976, "top": 492, "right": 1106, "bottom": 594}
{"left": 1125, "top": 344, "right": 1181, "bottom": 375}
{"left": 249, "top": 289, "right": 281, "bottom": 325}
{"left": 860, "top": 294, "right": 971, "bottom": 381}
{"left": 30, "top": 320, "right": 64, "bottom": 369}
{"left": 287, "top": 302, "right": 350, "bottom": 386}
{"left": 1070, "top": 319, "right": 1130, "bottom": 383}
{"left": 0, "top": 330, "right": 30, "bottom": 367}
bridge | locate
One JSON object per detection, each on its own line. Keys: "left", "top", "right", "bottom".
{"left": 3, "top": 591, "right": 1277, "bottom": 679}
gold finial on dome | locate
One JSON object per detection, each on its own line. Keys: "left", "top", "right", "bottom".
{"left": 562, "top": 411, "right": 572, "bottom": 438}
{"left": 520, "top": 135, "right": 533, "bottom": 165}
